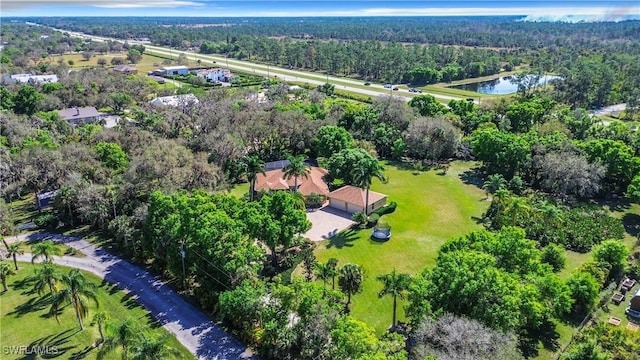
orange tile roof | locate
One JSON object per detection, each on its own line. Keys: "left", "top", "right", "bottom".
{"left": 328, "top": 185, "right": 387, "bottom": 207}
{"left": 255, "top": 167, "right": 329, "bottom": 196}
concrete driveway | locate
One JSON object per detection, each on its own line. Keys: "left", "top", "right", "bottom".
{"left": 305, "top": 205, "right": 355, "bottom": 241}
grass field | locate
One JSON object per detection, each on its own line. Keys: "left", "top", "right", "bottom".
{"left": 310, "top": 161, "right": 489, "bottom": 334}
{"left": 0, "top": 262, "right": 194, "bottom": 360}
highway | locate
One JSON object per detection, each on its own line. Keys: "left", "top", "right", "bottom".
{"left": 56, "top": 28, "right": 464, "bottom": 103}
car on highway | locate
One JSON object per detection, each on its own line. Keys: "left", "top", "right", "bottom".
{"left": 364, "top": 82, "right": 371, "bottom": 86}
{"left": 384, "top": 83, "right": 392, "bottom": 88}
{"left": 393, "top": 87, "right": 399, "bottom": 91}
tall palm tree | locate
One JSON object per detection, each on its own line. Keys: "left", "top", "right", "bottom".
{"left": 243, "top": 154, "right": 265, "bottom": 202}
{"left": 5, "top": 242, "right": 24, "bottom": 270}
{"left": 283, "top": 155, "right": 311, "bottom": 193}
{"left": 327, "top": 258, "right": 338, "bottom": 290}
{"left": 482, "top": 174, "right": 507, "bottom": 199}
{"left": 351, "top": 155, "right": 386, "bottom": 215}
{"left": 315, "top": 262, "right": 331, "bottom": 290}
{"left": 131, "top": 334, "right": 179, "bottom": 360}
{"left": 31, "top": 240, "right": 62, "bottom": 264}
{"left": 504, "top": 196, "right": 532, "bottom": 226}
{"left": 98, "top": 318, "right": 140, "bottom": 360}
{"left": 49, "top": 269, "right": 99, "bottom": 330}
{"left": 91, "top": 311, "right": 109, "bottom": 345}
{"left": 31, "top": 262, "right": 62, "bottom": 295}
{"left": 0, "top": 261, "right": 15, "bottom": 292}
{"left": 536, "top": 201, "right": 563, "bottom": 232}
{"left": 377, "top": 268, "right": 411, "bottom": 330}
{"left": 338, "top": 263, "right": 365, "bottom": 310}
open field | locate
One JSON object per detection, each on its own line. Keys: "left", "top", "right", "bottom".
{"left": 310, "top": 161, "right": 489, "bottom": 334}
{"left": 0, "top": 262, "right": 194, "bottom": 360}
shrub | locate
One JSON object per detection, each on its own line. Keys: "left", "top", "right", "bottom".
{"left": 371, "top": 201, "right": 397, "bottom": 217}
{"left": 352, "top": 212, "right": 367, "bottom": 228}
{"left": 367, "top": 213, "right": 380, "bottom": 227}
{"left": 34, "top": 214, "right": 57, "bottom": 229}
{"left": 305, "top": 193, "right": 325, "bottom": 209}
{"left": 541, "top": 244, "right": 567, "bottom": 272}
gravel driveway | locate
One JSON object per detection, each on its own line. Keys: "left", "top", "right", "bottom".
{"left": 8, "top": 233, "right": 254, "bottom": 360}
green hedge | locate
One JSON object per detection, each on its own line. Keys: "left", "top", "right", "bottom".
{"left": 371, "top": 201, "right": 397, "bottom": 217}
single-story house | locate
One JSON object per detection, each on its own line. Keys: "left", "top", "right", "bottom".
{"left": 222, "top": 73, "right": 238, "bottom": 83}
{"left": 3, "top": 73, "right": 58, "bottom": 84}
{"left": 149, "top": 93, "right": 199, "bottom": 107}
{"left": 255, "top": 166, "right": 330, "bottom": 197}
{"left": 113, "top": 65, "right": 138, "bottom": 75}
{"left": 159, "top": 66, "right": 189, "bottom": 76}
{"left": 36, "top": 190, "right": 58, "bottom": 209}
{"left": 57, "top": 106, "right": 106, "bottom": 125}
{"left": 328, "top": 185, "right": 387, "bottom": 214}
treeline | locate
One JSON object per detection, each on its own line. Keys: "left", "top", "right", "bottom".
{"left": 24, "top": 16, "right": 640, "bottom": 49}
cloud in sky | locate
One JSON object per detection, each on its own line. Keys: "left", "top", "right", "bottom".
{"left": 1, "top": 0, "right": 204, "bottom": 11}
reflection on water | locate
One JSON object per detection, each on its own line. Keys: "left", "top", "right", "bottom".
{"left": 452, "top": 74, "right": 561, "bottom": 95}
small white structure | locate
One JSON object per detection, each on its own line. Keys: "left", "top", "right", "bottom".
{"left": 57, "top": 106, "right": 106, "bottom": 125}
{"left": 160, "top": 66, "right": 189, "bottom": 76}
{"left": 3, "top": 73, "right": 58, "bottom": 84}
{"left": 196, "top": 68, "right": 230, "bottom": 82}
{"left": 149, "top": 94, "right": 199, "bottom": 108}
{"left": 328, "top": 185, "right": 387, "bottom": 214}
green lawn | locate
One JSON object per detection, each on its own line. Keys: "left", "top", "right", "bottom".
{"left": 0, "top": 262, "right": 194, "bottom": 360}
{"left": 311, "top": 161, "right": 489, "bottom": 334}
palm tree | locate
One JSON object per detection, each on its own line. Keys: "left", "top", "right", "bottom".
{"left": 377, "top": 268, "right": 411, "bottom": 330}
{"left": 49, "top": 269, "right": 99, "bottom": 330}
{"left": 5, "top": 243, "right": 24, "bottom": 270}
{"left": 31, "top": 240, "right": 62, "bottom": 264}
{"left": 338, "top": 263, "right": 365, "bottom": 310}
{"left": 327, "top": 258, "right": 338, "bottom": 290}
{"left": 315, "top": 262, "right": 331, "bottom": 290}
{"left": 98, "top": 318, "right": 140, "bottom": 360}
{"left": 482, "top": 174, "right": 507, "bottom": 199}
{"left": 351, "top": 155, "right": 386, "bottom": 215}
{"left": 283, "top": 155, "right": 311, "bottom": 193}
{"left": 131, "top": 334, "right": 179, "bottom": 360}
{"left": 536, "top": 201, "right": 563, "bottom": 232}
{"left": 31, "top": 262, "right": 61, "bottom": 295}
{"left": 91, "top": 311, "right": 109, "bottom": 345}
{"left": 504, "top": 196, "right": 532, "bottom": 226}
{"left": 0, "top": 261, "right": 15, "bottom": 292}
{"left": 242, "top": 154, "right": 265, "bottom": 202}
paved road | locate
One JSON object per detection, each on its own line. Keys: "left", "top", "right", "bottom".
{"left": 7, "top": 233, "right": 254, "bottom": 360}
{"left": 589, "top": 103, "right": 627, "bottom": 116}
{"left": 54, "top": 28, "right": 462, "bottom": 103}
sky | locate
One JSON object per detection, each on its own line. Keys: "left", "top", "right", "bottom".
{"left": 1, "top": 0, "right": 639, "bottom": 19}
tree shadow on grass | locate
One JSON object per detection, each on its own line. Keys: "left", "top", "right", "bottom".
{"left": 597, "top": 197, "right": 633, "bottom": 213}
{"left": 622, "top": 213, "right": 640, "bottom": 239}
{"left": 19, "top": 328, "right": 80, "bottom": 359}
{"left": 68, "top": 345, "right": 95, "bottom": 360}
{"left": 9, "top": 293, "right": 54, "bottom": 317}
{"left": 324, "top": 229, "right": 360, "bottom": 249}
{"left": 458, "top": 168, "right": 484, "bottom": 189}
{"left": 120, "top": 292, "right": 140, "bottom": 310}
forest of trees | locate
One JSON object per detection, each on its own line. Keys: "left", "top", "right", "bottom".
{"left": 2, "top": 19, "right": 640, "bottom": 360}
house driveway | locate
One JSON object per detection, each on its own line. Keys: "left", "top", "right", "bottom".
{"left": 305, "top": 205, "right": 355, "bottom": 241}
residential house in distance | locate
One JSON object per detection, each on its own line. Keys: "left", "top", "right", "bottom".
{"left": 149, "top": 93, "right": 199, "bottom": 107}
{"left": 327, "top": 185, "right": 387, "bottom": 214}
{"left": 196, "top": 68, "right": 238, "bottom": 83}
{"left": 159, "top": 66, "right": 189, "bottom": 76}
{"left": 255, "top": 166, "right": 330, "bottom": 197}
{"left": 57, "top": 106, "right": 106, "bottom": 125}
{"left": 113, "top": 65, "right": 138, "bottom": 75}
{"left": 2, "top": 73, "right": 58, "bottom": 84}
{"left": 36, "top": 190, "right": 58, "bottom": 209}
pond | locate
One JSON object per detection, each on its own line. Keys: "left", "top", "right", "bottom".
{"left": 451, "top": 74, "right": 561, "bottom": 95}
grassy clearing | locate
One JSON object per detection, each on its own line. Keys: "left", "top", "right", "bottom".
{"left": 0, "top": 262, "right": 194, "bottom": 360}
{"left": 11, "top": 240, "right": 85, "bottom": 259}
{"left": 311, "top": 161, "right": 488, "bottom": 334}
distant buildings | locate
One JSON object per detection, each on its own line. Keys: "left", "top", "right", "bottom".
{"left": 159, "top": 66, "right": 189, "bottom": 76}
{"left": 2, "top": 73, "right": 58, "bottom": 84}
{"left": 112, "top": 65, "right": 138, "bottom": 75}
{"left": 57, "top": 106, "right": 106, "bottom": 125}
{"left": 149, "top": 93, "right": 199, "bottom": 107}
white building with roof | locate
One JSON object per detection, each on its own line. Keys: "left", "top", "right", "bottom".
{"left": 149, "top": 94, "right": 199, "bottom": 108}
{"left": 159, "top": 66, "right": 189, "bottom": 76}
{"left": 3, "top": 73, "right": 58, "bottom": 84}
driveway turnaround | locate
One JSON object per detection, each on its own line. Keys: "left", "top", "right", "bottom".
{"left": 10, "top": 233, "right": 254, "bottom": 360}
{"left": 305, "top": 206, "right": 355, "bottom": 241}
